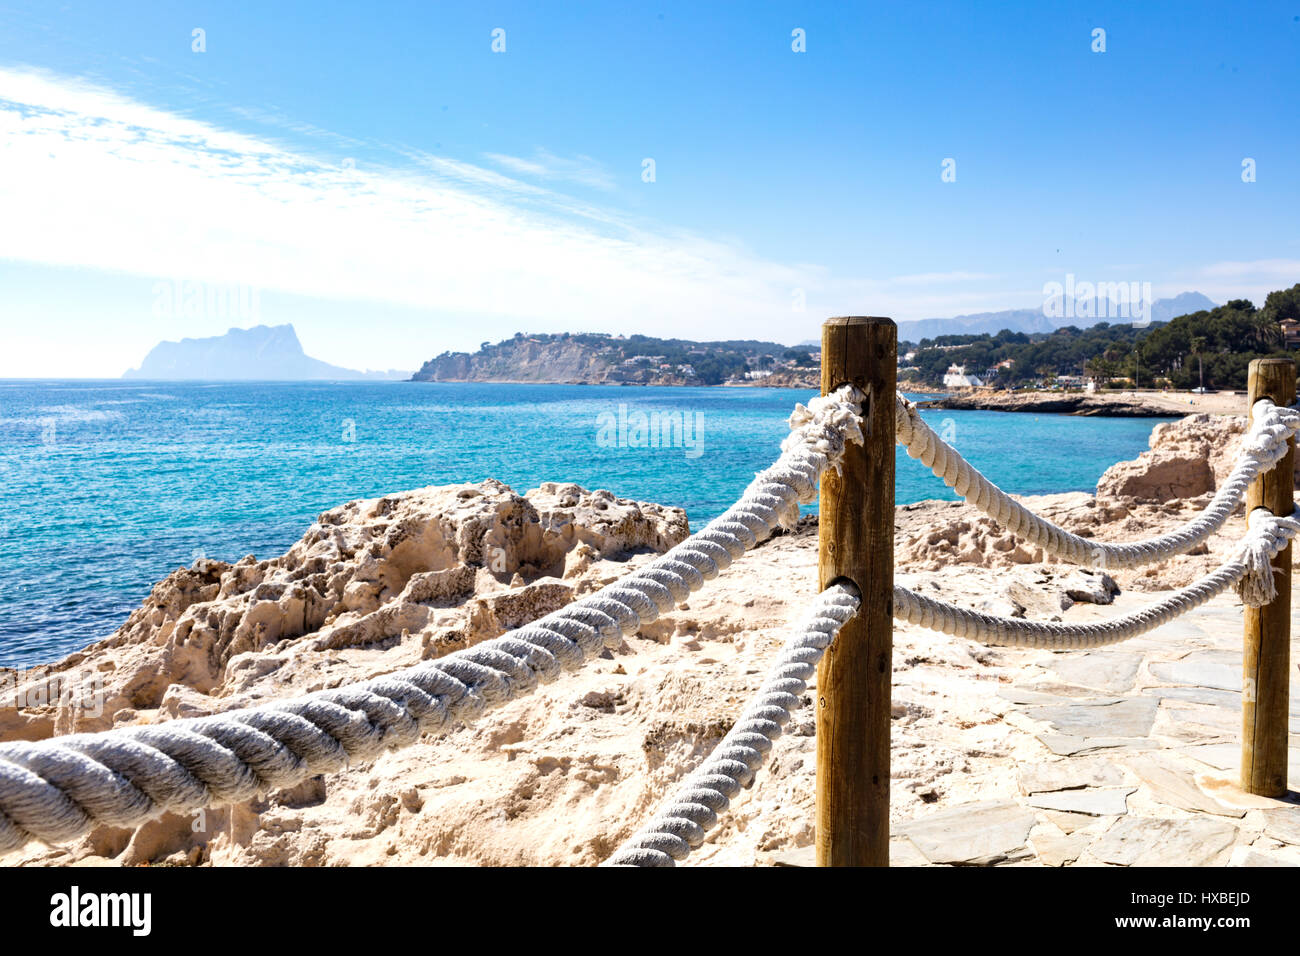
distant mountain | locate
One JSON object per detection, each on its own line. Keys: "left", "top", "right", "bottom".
{"left": 896, "top": 309, "right": 1057, "bottom": 342}
{"left": 123, "top": 325, "right": 411, "bottom": 381}
{"left": 894, "top": 292, "right": 1217, "bottom": 343}
{"left": 1149, "top": 292, "right": 1219, "bottom": 323}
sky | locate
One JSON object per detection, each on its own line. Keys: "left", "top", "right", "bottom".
{"left": 0, "top": 0, "right": 1297, "bottom": 377}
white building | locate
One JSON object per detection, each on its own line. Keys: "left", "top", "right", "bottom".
{"left": 942, "top": 363, "right": 984, "bottom": 388}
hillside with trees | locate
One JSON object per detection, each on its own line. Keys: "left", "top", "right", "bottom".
{"left": 900, "top": 283, "right": 1300, "bottom": 391}
{"left": 411, "top": 332, "right": 817, "bottom": 386}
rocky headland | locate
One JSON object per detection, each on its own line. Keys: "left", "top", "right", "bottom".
{"left": 410, "top": 333, "right": 819, "bottom": 387}
{"left": 923, "top": 389, "right": 1250, "bottom": 417}
{"left": 124, "top": 324, "right": 410, "bottom": 381}
{"left": 3, "top": 407, "right": 1298, "bottom": 867}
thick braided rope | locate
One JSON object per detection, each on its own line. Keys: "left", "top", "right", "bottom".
{"left": 895, "top": 394, "right": 1300, "bottom": 568}
{"left": 603, "top": 582, "right": 860, "bottom": 867}
{"left": 894, "top": 508, "right": 1300, "bottom": 649}
{"left": 0, "top": 386, "right": 864, "bottom": 855}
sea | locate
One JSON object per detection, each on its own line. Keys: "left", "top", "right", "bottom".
{"left": 0, "top": 381, "right": 1175, "bottom": 668}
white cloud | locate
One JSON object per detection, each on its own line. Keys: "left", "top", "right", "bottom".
{"left": 484, "top": 148, "right": 616, "bottom": 192}
{"left": 0, "top": 66, "right": 1051, "bottom": 372}
{"left": 0, "top": 67, "right": 807, "bottom": 345}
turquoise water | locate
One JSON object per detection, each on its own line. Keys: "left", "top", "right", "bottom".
{"left": 0, "top": 381, "right": 1173, "bottom": 667}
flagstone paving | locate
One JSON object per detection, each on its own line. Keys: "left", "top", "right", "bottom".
{"left": 1088, "top": 816, "right": 1240, "bottom": 867}
{"left": 1261, "top": 807, "right": 1300, "bottom": 845}
{"left": 1024, "top": 787, "right": 1135, "bottom": 816}
{"left": 909, "top": 594, "right": 1300, "bottom": 866}
{"left": 895, "top": 801, "right": 1038, "bottom": 865}
{"left": 1017, "top": 755, "right": 1126, "bottom": 793}
{"left": 760, "top": 591, "right": 1300, "bottom": 867}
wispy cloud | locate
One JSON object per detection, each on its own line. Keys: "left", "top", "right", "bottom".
{"left": 0, "top": 66, "right": 808, "bottom": 341}
{"left": 0, "top": 65, "right": 1058, "bottom": 371}
{"left": 484, "top": 148, "right": 616, "bottom": 192}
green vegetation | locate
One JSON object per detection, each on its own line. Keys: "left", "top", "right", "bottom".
{"left": 900, "top": 283, "right": 1300, "bottom": 391}
{"left": 479, "top": 331, "right": 807, "bottom": 385}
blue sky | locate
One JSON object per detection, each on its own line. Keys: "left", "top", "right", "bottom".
{"left": 0, "top": 0, "right": 1297, "bottom": 376}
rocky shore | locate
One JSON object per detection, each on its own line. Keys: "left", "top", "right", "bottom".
{"left": 924, "top": 389, "right": 1248, "bottom": 417}
{"left": 2, "top": 407, "right": 1298, "bottom": 867}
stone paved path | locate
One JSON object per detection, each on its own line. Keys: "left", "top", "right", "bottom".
{"left": 764, "top": 593, "right": 1300, "bottom": 867}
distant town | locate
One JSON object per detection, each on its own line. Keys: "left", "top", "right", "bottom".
{"left": 899, "top": 283, "right": 1300, "bottom": 394}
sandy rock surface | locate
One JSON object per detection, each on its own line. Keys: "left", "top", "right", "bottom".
{"left": 1097, "top": 410, "right": 1300, "bottom": 500}
{"left": 928, "top": 389, "right": 1253, "bottom": 417}
{"left": 0, "top": 480, "right": 687, "bottom": 745}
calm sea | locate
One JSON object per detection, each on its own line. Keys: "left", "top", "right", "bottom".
{"left": 0, "top": 381, "right": 1174, "bottom": 667}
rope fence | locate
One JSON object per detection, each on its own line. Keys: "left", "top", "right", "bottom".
{"left": 0, "top": 385, "right": 862, "bottom": 855}
{"left": 604, "top": 581, "right": 860, "bottom": 867}
{"left": 893, "top": 507, "right": 1299, "bottom": 650}
{"left": 0, "top": 319, "right": 1294, "bottom": 867}
{"left": 895, "top": 391, "right": 1300, "bottom": 569}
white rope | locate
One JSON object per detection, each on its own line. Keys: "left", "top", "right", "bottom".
{"left": 603, "top": 582, "right": 860, "bottom": 867}
{"left": 894, "top": 508, "right": 1300, "bottom": 649}
{"left": 895, "top": 393, "right": 1300, "bottom": 568}
{"left": 0, "top": 387, "right": 865, "bottom": 855}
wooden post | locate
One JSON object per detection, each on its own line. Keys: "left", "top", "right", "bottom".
{"left": 816, "top": 316, "right": 895, "bottom": 866}
{"left": 1242, "top": 357, "right": 1296, "bottom": 797}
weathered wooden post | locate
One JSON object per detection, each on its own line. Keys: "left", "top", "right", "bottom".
{"left": 816, "top": 316, "right": 895, "bottom": 866}
{"left": 1242, "top": 357, "right": 1296, "bottom": 797}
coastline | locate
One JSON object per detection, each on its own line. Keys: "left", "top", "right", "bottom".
{"left": 921, "top": 388, "right": 1247, "bottom": 418}
{"left": 408, "top": 376, "right": 952, "bottom": 392}
{"left": 412, "top": 375, "right": 822, "bottom": 389}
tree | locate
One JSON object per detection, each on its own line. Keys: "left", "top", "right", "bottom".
{"left": 891, "top": 285, "right": 1298, "bottom": 390}
{"left": 1262, "top": 283, "right": 1300, "bottom": 323}
{"left": 1085, "top": 355, "right": 1113, "bottom": 387}
{"left": 1251, "top": 311, "right": 1280, "bottom": 350}
{"left": 1190, "top": 335, "right": 1206, "bottom": 390}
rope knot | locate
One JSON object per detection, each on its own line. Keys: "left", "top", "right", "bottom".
{"left": 783, "top": 385, "right": 865, "bottom": 478}
{"left": 1236, "top": 507, "right": 1300, "bottom": 607}
{"left": 1244, "top": 399, "right": 1300, "bottom": 467}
